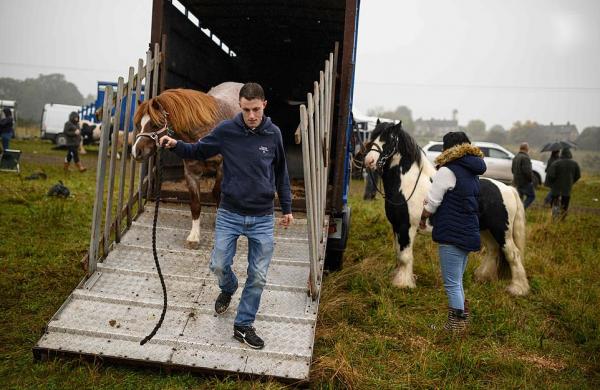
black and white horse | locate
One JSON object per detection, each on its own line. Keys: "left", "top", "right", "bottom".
{"left": 364, "top": 122, "right": 529, "bottom": 296}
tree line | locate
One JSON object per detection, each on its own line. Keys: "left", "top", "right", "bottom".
{"left": 0, "top": 74, "right": 92, "bottom": 125}
{"left": 367, "top": 105, "right": 600, "bottom": 151}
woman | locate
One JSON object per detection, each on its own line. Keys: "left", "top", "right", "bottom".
{"left": 419, "top": 132, "right": 486, "bottom": 332}
{"left": 63, "top": 111, "right": 86, "bottom": 172}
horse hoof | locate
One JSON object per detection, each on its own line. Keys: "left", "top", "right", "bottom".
{"left": 391, "top": 276, "right": 416, "bottom": 289}
{"left": 506, "top": 283, "right": 529, "bottom": 296}
{"left": 185, "top": 240, "right": 200, "bottom": 250}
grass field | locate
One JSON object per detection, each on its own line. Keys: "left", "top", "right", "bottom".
{"left": 1, "top": 137, "right": 599, "bottom": 389}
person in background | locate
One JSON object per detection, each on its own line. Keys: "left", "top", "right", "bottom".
{"left": 159, "top": 82, "right": 293, "bottom": 349}
{"left": 0, "top": 108, "right": 15, "bottom": 151}
{"left": 419, "top": 131, "right": 486, "bottom": 333}
{"left": 546, "top": 148, "right": 581, "bottom": 221}
{"left": 511, "top": 142, "right": 535, "bottom": 209}
{"left": 543, "top": 150, "right": 560, "bottom": 206}
{"left": 63, "top": 111, "right": 87, "bottom": 172}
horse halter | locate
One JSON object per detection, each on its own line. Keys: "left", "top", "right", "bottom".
{"left": 367, "top": 133, "right": 424, "bottom": 206}
{"left": 135, "top": 113, "right": 171, "bottom": 148}
{"left": 367, "top": 132, "right": 400, "bottom": 171}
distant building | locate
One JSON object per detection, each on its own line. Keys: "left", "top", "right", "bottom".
{"left": 538, "top": 122, "right": 579, "bottom": 142}
{"left": 414, "top": 118, "right": 458, "bottom": 139}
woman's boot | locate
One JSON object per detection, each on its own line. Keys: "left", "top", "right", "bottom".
{"left": 64, "top": 162, "right": 71, "bottom": 172}
{"left": 444, "top": 307, "right": 468, "bottom": 333}
{"left": 75, "top": 162, "right": 87, "bottom": 172}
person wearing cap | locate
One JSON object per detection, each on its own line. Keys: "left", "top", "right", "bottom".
{"left": 546, "top": 148, "right": 580, "bottom": 220}
{"left": 159, "top": 82, "right": 293, "bottom": 349}
{"left": 511, "top": 142, "right": 535, "bottom": 208}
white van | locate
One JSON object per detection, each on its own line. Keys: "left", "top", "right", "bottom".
{"left": 40, "top": 103, "right": 82, "bottom": 146}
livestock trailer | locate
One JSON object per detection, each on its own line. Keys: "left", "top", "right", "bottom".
{"left": 34, "top": 0, "right": 360, "bottom": 382}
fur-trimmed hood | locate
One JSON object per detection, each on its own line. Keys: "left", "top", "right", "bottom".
{"left": 435, "top": 143, "right": 484, "bottom": 167}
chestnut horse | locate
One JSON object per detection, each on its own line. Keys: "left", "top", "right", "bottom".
{"left": 132, "top": 82, "right": 242, "bottom": 247}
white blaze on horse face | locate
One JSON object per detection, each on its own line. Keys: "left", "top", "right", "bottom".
{"left": 364, "top": 138, "right": 384, "bottom": 169}
{"left": 132, "top": 114, "right": 151, "bottom": 159}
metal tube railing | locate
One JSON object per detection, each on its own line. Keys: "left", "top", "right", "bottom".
{"left": 86, "top": 45, "right": 161, "bottom": 275}
{"left": 299, "top": 50, "right": 337, "bottom": 299}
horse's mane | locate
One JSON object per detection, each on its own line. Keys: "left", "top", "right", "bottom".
{"left": 371, "top": 121, "right": 422, "bottom": 173}
{"left": 134, "top": 89, "right": 220, "bottom": 138}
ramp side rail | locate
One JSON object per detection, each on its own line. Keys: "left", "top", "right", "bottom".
{"left": 87, "top": 43, "right": 162, "bottom": 275}
{"left": 299, "top": 51, "right": 336, "bottom": 300}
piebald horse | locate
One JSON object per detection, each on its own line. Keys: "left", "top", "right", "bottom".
{"left": 364, "top": 122, "right": 529, "bottom": 296}
{"left": 132, "top": 82, "right": 242, "bottom": 247}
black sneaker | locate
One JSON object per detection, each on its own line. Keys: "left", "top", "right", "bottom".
{"left": 215, "top": 292, "right": 232, "bottom": 314}
{"left": 233, "top": 325, "right": 265, "bottom": 349}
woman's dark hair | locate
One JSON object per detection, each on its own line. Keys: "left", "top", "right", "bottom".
{"left": 2, "top": 108, "right": 11, "bottom": 117}
{"left": 239, "top": 82, "right": 265, "bottom": 101}
{"left": 442, "top": 131, "right": 471, "bottom": 151}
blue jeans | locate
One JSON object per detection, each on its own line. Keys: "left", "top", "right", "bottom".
{"left": 439, "top": 244, "right": 469, "bottom": 310}
{"left": 1, "top": 131, "right": 13, "bottom": 151}
{"left": 210, "top": 208, "right": 274, "bottom": 327}
{"left": 517, "top": 183, "right": 535, "bottom": 209}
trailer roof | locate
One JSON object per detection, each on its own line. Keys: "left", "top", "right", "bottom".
{"left": 180, "top": 0, "right": 345, "bottom": 59}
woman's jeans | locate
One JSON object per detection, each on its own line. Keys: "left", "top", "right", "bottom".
{"left": 65, "top": 145, "right": 80, "bottom": 163}
{"left": 210, "top": 208, "right": 274, "bottom": 327}
{"left": 439, "top": 244, "right": 469, "bottom": 310}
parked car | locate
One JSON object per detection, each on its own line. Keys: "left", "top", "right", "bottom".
{"left": 423, "top": 141, "right": 546, "bottom": 187}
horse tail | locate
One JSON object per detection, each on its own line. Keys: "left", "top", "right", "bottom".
{"left": 511, "top": 186, "right": 526, "bottom": 259}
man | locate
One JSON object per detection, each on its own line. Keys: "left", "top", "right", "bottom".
{"left": 63, "top": 112, "right": 87, "bottom": 172}
{"left": 511, "top": 142, "right": 535, "bottom": 208}
{"left": 160, "top": 82, "right": 293, "bottom": 349}
{"left": 546, "top": 148, "right": 580, "bottom": 221}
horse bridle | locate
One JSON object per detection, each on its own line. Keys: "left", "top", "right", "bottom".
{"left": 135, "top": 121, "right": 171, "bottom": 148}
{"left": 366, "top": 135, "right": 424, "bottom": 207}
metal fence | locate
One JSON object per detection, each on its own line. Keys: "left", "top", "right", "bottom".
{"left": 299, "top": 52, "right": 335, "bottom": 300}
{"left": 86, "top": 43, "right": 162, "bottom": 275}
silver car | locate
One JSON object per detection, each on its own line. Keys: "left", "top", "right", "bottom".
{"left": 423, "top": 141, "right": 546, "bottom": 187}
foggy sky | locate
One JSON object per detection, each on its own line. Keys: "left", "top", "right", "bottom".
{"left": 1, "top": 0, "right": 599, "bottom": 130}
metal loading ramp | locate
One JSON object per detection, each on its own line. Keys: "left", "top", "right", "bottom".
{"left": 34, "top": 203, "right": 325, "bottom": 381}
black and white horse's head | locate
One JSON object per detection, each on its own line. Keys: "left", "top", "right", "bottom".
{"left": 364, "top": 121, "right": 421, "bottom": 174}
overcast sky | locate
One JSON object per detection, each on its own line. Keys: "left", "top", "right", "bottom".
{"left": 1, "top": 0, "right": 599, "bottom": 130}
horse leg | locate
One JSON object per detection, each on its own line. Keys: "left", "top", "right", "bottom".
{"left": 391, "top": 227, "right": 417, "bottom": 288}
{"left": 183, "top": 161, "right": 203, "bottom": 249}
{"left": 474, "top": 230, "right": 499, "bottom": 282}
{"left": 208, "top": 157, "right": 223, "bottom": 204}
{"left": 502, "top": 238, "right": 530, "bottom": 296}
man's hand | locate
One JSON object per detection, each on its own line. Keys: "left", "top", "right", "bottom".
{"left": 159, "top": 135, "right": 177, "bottom": 149}
{"left": 280, "top": 213, "right": 294, "bottom": 228}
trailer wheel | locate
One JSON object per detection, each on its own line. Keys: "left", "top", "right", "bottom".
{"left": 55, "top": 134, "right": 67, "bottom": 147}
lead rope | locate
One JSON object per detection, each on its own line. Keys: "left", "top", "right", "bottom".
{"left": 140, "top": 147, "right": 167, "bottom": 345}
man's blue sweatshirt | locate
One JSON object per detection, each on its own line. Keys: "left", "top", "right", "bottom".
{"left": 172, "top": 113, "right": 292, "bottom": 216}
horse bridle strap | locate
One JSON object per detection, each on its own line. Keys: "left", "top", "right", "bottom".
{"left": 135, "top": 123, "right": 170, "bottom": 148}
{"left": 367, "top": 139, "right": 424, "bottom": 207}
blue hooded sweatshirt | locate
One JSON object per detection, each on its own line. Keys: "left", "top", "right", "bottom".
{"left": 172, "top": 112, "right": 292, "bottom": 216}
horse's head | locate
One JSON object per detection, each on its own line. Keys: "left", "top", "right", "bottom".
{"left": 132, "top": 98, "right": 170, "bottom": 161}
{"left": 364, "top": 121, "right": 421, "bottom": 174}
